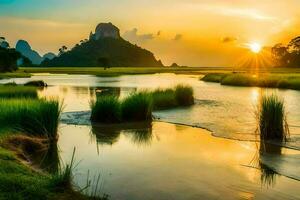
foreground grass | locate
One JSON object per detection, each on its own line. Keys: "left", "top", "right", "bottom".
{"left": 257, "top": 94, "right": 289, "bottom": 142}
{"left": 201, "top": 73, "right": 300, "bottom": 90}
{"left": 0, "top": 143, "right": 97, "bottom": 200}
{"left": 0, "top": 86, "right": 102, "bottom": 199}
{"left": 91, "top": 85, "right": 194, "bottom": 123}
{"left": 0, "top": 98, "right": 61, "bottom": 140}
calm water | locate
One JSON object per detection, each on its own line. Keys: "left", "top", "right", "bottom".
{"left": 2, "top": 73, "right": 300, "bottom": 199}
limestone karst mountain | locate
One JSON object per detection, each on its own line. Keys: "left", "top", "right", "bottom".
{"left": 42, "top": 22, "right": 163, "bottom": 67}
{"left": 16, "top": 40, "right": 42, "bottom": 65}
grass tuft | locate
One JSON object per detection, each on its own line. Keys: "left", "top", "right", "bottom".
{"left": 91, "top": 85, "right": 194, "bottom": 123}
{"left": 91, "top": 95, "right": 121, "bottom": 123}
{"left": 256, "top": 94, "right": 289, "bottom": 142}
{"left": 121, "top": 92, "right": 153, "bottom": 122}
{"left": 151, "top": 88, "right": 177, "bottom": 110}
{"left": 174, "top": 85, "right": 194, "bottom": 106}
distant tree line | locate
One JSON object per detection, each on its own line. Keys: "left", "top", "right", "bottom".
{"left": 272, "top": 36, "right": 300, "bottom": 67}
{"left": 0, "top": 37, "right": 32, "bottom": 72}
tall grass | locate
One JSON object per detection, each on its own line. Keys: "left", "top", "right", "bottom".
{"left": 256, "top": 94, "right": 289, "bottom": 142}
{"left": 0, "top": 98, "right": 62, "bottom": 140}
{"left": 151, "top": 85, "right": 194, "bottom": 110}
{"left": 151, "top": 88, "right": 177, "bottom": 110}
{"left": 174, "top": 85, "right": 194, "bottom": 106}
{"left": 90, "top": 95, "right": 121, "bottom": 123}
{"left": 121, "top": 92, "right": 153, "bottom": 122}
{"left": 51, "top": 148, "right": 75, "bottom": 190}
{"left": 0, "top": 86, "right": 38, "bottom": 99}
{"left": 91, "top": 85, "right": 194, "bottom": 123}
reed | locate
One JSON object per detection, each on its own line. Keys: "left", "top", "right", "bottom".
{"left": 121, "top": 92, "right": 153, "bottom": 122}
{"left": 90, "top": 95, "right": 121, "bottom": 123}
{"left": 174, "top": 84, "right": 194, "bottom": 106}
{"left": 257, "top": 94, "right": 289, "bottom": 141}
{"left": 151, "top": 88, "right": 177, "bottom": 110}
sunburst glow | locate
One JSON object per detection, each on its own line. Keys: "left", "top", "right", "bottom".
{"left": 249, "top": 43, "right": 262, "bottom": 53}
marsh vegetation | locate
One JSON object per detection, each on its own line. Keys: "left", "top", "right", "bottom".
{"left": 256, "top": 94, "right": 289, "bottom": 142}
{"left": 91, "top": 85, "right": 194, "bottom": 123}
{"left": 202, "top": 73, "right": 300, "bottom": 90}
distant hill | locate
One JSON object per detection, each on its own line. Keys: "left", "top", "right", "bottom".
{"left": 16, "top": 40, "right": 42, "bottom": 65}
{"left": 41, "top": 23, "right": 163, "bottom": 67}
{"left": 16, "top": 40, "right": 56, "bottom": 65}
{"left": 42, "top": 52, "right": 56, "bottom": 61}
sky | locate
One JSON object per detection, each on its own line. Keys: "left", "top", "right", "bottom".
{"left": 1, "top": 0, "right": 300, "bottom": 67}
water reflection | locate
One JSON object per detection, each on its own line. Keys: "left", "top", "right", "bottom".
{"left": 95, "top": 87, "right": 121, "bottom": 97}
{"left": 91, "top": 122, "right": 153, "bottom": 147}
{"left": 258, "top": 142, "right": 282, "bottom": 188}
{"left": 31, "top": 142, "right": 60, "bottom": 174}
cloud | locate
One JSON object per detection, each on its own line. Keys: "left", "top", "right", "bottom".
{"left": 173, "top": 34, "right": 183, "bottom": 41}
{"left": 221, "top": 36, "right": 237, "bottom": 43}
{"left": 123, "top": 28, "right": 155, "bottom": 44}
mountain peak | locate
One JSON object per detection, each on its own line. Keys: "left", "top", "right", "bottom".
{"left": 16, "top": 40, "right": 31, "bottom": 51}
{"left": 90, "top": 22, "right": 121, "bottom": 40}
{"left": 16, "top": 39, "right": 42, "bottom": 65}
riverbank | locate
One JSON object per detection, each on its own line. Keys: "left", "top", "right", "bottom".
{"left": 20, "top": 67, "right": 230, "bottom": 77}
{"left": 0, "top": 130, "right": 98, "bottom": 200}
{"left": 19, "top": 66, "right": 300, "bottom": 77}
{"left": 0, "top": 86, "right": 103, "bottom": 200}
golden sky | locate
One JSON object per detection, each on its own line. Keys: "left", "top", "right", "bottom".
{"left": 1, "top": 0, "right": 300, "bottom": 66}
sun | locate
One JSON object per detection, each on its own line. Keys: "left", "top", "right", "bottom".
{"left": 249, "top": 43, "right": 262, "bottom": 53}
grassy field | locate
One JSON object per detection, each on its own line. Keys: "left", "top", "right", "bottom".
{"left": 0, "top": 66, "right": 298, "bottom": 78}
{"left": 20, "top": 66, "right": 230, "bottom": 76}
{"left": 201, "top": 73, "right": 300, "bottom": 90}
{"left": 0, "top": 70, "right": 31, "bottom": 79}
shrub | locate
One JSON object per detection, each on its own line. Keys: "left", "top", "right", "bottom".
{"left": 90, "top": 95, "right": 121, "bottom": 123}
{"left": 257, "top": 94, "right": 289, "bottom": 141}
{"left": 121, "top": 92, "right": 153, "bottom": 122}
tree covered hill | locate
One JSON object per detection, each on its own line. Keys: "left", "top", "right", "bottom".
{"left": 41, "top": 37, "right": 163, "bottom": 67}
{"left": 40, "top": 23, "right": 163, "bottom": 67}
